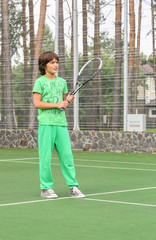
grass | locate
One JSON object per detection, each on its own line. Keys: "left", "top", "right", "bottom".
{"left": 0, "top": 149, "right": 156, "bottom": 240}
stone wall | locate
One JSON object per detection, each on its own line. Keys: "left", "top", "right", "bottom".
{"left": 0, "top": 129, "right": 38, "bottom": 149}
{"left": 0, "top": 129, "right": 156, "bottom": 154}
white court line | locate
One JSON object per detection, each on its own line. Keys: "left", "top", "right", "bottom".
{"left": 84, "top": 198, "right": 156, "bottom": 208}
{"left": 1, "top": 159, "right": 156, "bottom": 172}
{"left": 0, "top": 157, "right": 38, "bottom": 162}
{"left": 0, "top": 160, "right": 39, "bottom": 164}
{"left": 73, "top": 164, "right": 156, "bottom": 172}
{"left": 85, "top": 186, "right": 156, "bottom": 197}
{"left": 0, "top": 196, "right": 72, "bottom": 207}
{"left": 74, "top": 158, "right": 156, "bottom": 166}
{"left": 0, "top": 186, "right": 156, "bottom": 207}
{"left": 1, "top": 157, "right": 156, "bottom": 167}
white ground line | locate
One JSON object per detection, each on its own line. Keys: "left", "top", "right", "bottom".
{"left": 0, "top": 157, "right": 38, "bottom": 162}
{"left": 85, "top": 186, "right": 156, "bottom": 197}
{"left": 0, "top": 186, "right": 156, "bottom": 207}
{"left": 73, "top": 164, "right": 156, "bottom": 172}
{"left": 1, "top": 159, "right": 156, "bottom": 172}
{"left": 0, "top": 196, "right": 73, "bottom": 207}
{"left": 0, "top": 160, "right": 39, "bottom": 164}
{"left": 74, "top": 158, "right": 156, "bottom": 166}
{"left": 1, "top": 157, "right": 156, "bottom": 166}
{"left": 84, "top": 198, "right": 156, "bottom": 208}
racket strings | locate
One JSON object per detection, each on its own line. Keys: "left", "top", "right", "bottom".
{"left": 78, "top": 59, "right": 101, "bottom": 84}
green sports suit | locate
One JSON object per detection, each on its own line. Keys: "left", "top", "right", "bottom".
{"left": 33, "top": 75, "right": 78, "bottom": 190}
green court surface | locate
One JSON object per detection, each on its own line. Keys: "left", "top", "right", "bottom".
{"left": 0, "top": 149, "right": 156, "bottom": 240}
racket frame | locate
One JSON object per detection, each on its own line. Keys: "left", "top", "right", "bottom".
{"left": 72, "top": 57, "right": 102, "bottom": 95}
{"left": 60, "top": 57, "right": 102, "bottom": 111}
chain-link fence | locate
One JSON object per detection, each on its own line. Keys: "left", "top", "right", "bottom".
{"left": 0, "top": 0, "right": 156, "bottom": 131}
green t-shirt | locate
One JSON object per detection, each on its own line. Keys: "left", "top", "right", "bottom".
{"left": 33, "top": 75, "right": 68, "bottom": 126}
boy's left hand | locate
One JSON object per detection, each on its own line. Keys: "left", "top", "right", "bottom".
{"left": 67, "top": 92, "right": 74, "bottom": 103}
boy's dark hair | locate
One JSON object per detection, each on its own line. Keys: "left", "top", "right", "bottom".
{"left": 38, "top": 51, "right": 59, "bottom": 75}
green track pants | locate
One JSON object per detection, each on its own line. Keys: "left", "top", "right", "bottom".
{"left": 38, "top": 125, "right": 78, "bottom": 190}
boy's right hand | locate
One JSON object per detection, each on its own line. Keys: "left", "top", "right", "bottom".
{"left": 57, "top": 101, "right": 69, "bottom": 109}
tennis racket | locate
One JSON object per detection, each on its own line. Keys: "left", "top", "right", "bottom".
{"left": 60, "top": 57, "right": 102, "bottom": 111}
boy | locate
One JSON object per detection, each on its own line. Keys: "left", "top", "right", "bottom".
{"left": 33, "top": 51, "right": 85, "bottom": 199}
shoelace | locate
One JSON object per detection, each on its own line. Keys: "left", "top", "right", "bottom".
{"left": 48, "top": 189, "right": 54, "bottom": 194}
{"left": 73, "top": 187, "right": 81, "bottom": 194}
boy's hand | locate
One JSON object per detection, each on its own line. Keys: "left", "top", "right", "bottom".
{"left": 58, "top": 101, "right": 69, "bottom": 109}
{"left": 58, "top": 92, "right": 74, "bottom": 110}
{"left": 67, "top": 92, "right": 74, "bottom": 103}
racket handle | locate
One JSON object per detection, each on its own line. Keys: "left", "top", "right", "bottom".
{"left": 60, "top": 99, "right": 70, "bottom": 111}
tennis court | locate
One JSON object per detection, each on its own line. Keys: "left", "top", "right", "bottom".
{"left": 0, "top": 149, "right": 156, "bottom": 240}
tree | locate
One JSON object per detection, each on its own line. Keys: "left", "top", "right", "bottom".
{"left": 134, "top": 0, "right": 142, "bottom": 110}
{"left": 154, "top": 0, "right": 156, "bottom": 25}
{"left": 91, "top": 0, "right": 103, "bottom": 129}
{"left": 22, "top": 0, "right": 29, "bottom": 126}
{"left": 112, "top": 0, "right": 122, "bottom": 129}
{"left": 83, "top": 0, "right": 88, "bottom": 65}
{"left": 154, "top": 0, "right": 156, "bottom": 96}
{"left": 2, "top": 0, "right": 17, "bottom": 128}
{"left": 42, "top": 24, "right": 55, "bottom": 53}
{"left": 128, "top": 0, "right": 135, "bottom": 113}
{"left": 82, "top": 0, "right": 92, "bottom": 127}
{"left": 11, "top": 24, "right": 55, "bottom": 127}
{"left": 29, "top": 0, "right": 47, "bottom": 129}
{"left": 1, "top": 0, "right": 22, "bottom": 128}
{"left": 151, "top": 0, "right": 156, "bottom": 81}
{"left": 0, "top": 17, "right": 5, "bottom": 127}
{"left": 29, "top": 0, "right": 35, "bottom": 82}
{"left": 58, "top": 0, "right": 65, "bottom": 79}
{"left": 71, "top": 0, "right": 74, "bottom": 88}
{"left": 8, "top": 0, "right": 22, "bottom": 57}
{"left": 65, "top": 0, "right": 74, "bottom": 128}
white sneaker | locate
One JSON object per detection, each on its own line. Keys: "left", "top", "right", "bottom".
{"left": 41, "top": 189, "right": 58, "bottom": 199}
{"left": 70, "top": 187, "right": 85, "bottom": 198}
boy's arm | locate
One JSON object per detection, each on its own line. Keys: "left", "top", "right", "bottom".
{"left": 66, "top": 92, "right": 75, "bottom": 103}
{"left": 63, "top": 93, "right": 74, "bottom": 103}
{"left": 63, "top": 94, "right": 66, "bottom": 101}
{"left": 33, "top": 92, "right": 69, "bottom": 109}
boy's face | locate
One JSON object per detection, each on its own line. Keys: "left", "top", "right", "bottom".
{"left": 45, "top": 58, "right": 59, "bottom": 75}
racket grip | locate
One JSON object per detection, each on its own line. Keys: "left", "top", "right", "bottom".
{"left": 60, "top": 99, "right": 70, "bottom": 111}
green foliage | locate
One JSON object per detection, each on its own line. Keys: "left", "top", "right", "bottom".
{"left": 139, "top": 52, "right": 148, "bottom": 65}
{"left": 100, "top": 31, "right": 115, "bottom": 115}
{"left": 41, "top": 25, "right": 55, "bottom": 53}
{"left": 154, "top": 0, "right": 156, "bottom": 29}
{"left": 77, "top": 31, "right": 116, "bottom": 127}
{"left": 12, "top": 64, "right": 26, "bottom": 125}
{"left": 139, "top": 52, "right": 155, "bottom": 65}
{"left": 11, "top": 24, "right": 55, "bottom": 126}
{"left": 147, "top": 54, "right": 154, "bottom": 65}
{"left": 9, "top": 0, "right": 23, "bottom": 57}
{"left": 87, "top": 0, "right": 107, "bottom": 24}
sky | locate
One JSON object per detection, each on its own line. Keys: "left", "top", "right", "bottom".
{"left": 33, "top": 0, "right": 153, "bottom": 57}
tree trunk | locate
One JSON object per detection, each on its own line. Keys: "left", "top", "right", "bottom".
{"left": 151, "top": 0, "right": 156, "bottom": 108}
{"left": 2, "top": 0, "right": 17, "bottom": 128}
{"left": 151, "top": 0, "right": 156, "bottom": 80}
{"left": 82, "top": 0, "right": 91, "bottom": 129}
{"left": 92, "top": 0, "right": 103, "bottom": 129}
{"left": 22, "top": 0, "right": 29, "bottom": 127}
{"left": 58, "top": 0, "right": 65, "bottom": 79}
{"left": 1, "top": 11, "right": 5, "bottom": 127}
{"left": 29, "top": 0, "right": 47, "bottom": 129}
{"left": 71, "top": 0, "right": 74, "bottom": 90}
{"left": 134, "top": 0, "right": 142, "bottom": 110}
{"left": 112, "top": 0, "right": 122, "bottom": 129}
{"left": 83, "top": 0, "right": 88, "bottom": 64}
{"left": 128, "top": 0, "right": 135, "bottom": 114}
{"left": 67, "top": 0, "right": 74, "bottom": 129}
{"left": 29, "top": 0, "right": 35, "bottom": 82}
